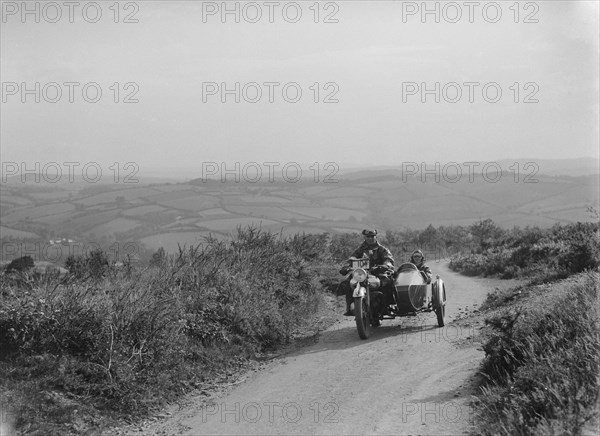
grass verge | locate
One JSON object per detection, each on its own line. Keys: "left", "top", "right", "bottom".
{"left": 0, "top": 228, "right": 336, "bottom": 435}
{"left": 473, "top": 271, "right": 599, "bottom": 435}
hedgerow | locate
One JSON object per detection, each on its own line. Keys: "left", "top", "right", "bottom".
{"left": 450, "top": 222, "right": 599, "bottom": 281}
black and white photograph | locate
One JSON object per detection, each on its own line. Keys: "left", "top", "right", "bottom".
{"left": 1, "top": 1, "right": 599, "bottom": 434}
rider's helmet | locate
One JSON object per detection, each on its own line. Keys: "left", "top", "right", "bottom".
{"left": 362, "top": 229, "right": 377, "bottom": 237}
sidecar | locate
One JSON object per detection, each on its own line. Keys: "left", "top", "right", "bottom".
{"left": 392, "top": 263, "right": 447, "bottom": 327}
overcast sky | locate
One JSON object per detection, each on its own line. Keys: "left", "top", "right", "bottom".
{"left": 1, "top": 1, "right": 598, "bottom": 177}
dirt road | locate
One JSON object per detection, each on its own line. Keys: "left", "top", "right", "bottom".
{"left": 159, "top": 261, "right": 518, "bottom": 436}
{"left": 119, "top": 261, "right": 518, "bottom": 436}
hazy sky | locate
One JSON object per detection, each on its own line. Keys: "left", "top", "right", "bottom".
{"left": 1, "top": 1, "right": 598, "bottom": 176}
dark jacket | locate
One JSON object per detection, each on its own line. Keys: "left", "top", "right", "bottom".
{"left": 351, "top": 241, "right": 394, "bottom": 268}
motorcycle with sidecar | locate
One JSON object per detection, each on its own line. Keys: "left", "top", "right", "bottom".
{"left": 347, "top": 257, "right": 447, "bottom": 339}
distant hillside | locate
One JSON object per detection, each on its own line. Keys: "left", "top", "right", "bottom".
{"left": 338, "top": 157, "right": 600, "bottom": 178}
{"left": 1, "top": 158, "right": 598, "bottom": 257}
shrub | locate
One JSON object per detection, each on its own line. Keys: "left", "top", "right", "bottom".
{"left": 0, "top": 227, "right": 331, "bottom": 431}
{"left": 450, "top": 222, "right": 599, "bottom": 283}
{"left": 557, "top": 233, "right": 600, "bottom": 274}
{"left": 5, "top": 256, "right": 35, "bottom": 273}
{"left": 64, "top": 248, "right": 111, "bottom": 280}
{"left": 477, "top": 272, "right": 600, "bottom": 435}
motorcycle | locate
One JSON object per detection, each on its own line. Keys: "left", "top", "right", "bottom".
{"left": 348, "top": 257, "right": 447, "bottom": 340}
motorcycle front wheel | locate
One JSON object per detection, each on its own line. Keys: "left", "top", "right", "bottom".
{"left": 354, "top": 296, "right": 370, "bottom": 339}
{"left": 435, "top": 285, "right": 446, "bottom": 327}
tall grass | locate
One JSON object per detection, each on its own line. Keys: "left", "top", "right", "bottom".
{"left": 0, "top": 228, "right": 331, "bottom": 433}
{"left": 475, "top": 271, "right": 599, "bottom": 435}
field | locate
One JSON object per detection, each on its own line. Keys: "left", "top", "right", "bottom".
{"left": 149, "top": 183, "right": 200, "bottom": 192}
{"left": 122, "top": 205, "right": 166, "bottom": 216}
{"left": 85, "top": 218, "right": 143, "bottom": 237}
{"left": 0, "top": 165, "right": 598, "bottom": 259}
{"left": 197, "top": 207, "right": 234, "bottom": 217}
{"left": 384, "top": 195, "right": 503, "bottom": 227}
{"left": 196, "top": 217, "right": 281, "bottom": 232}
{"left": 227, "top": 195, "right": 294, "bottom": 204}
{"left": 67, "top": 210, "right": 122, "bottom": 229}
{"left": 140, "top": 231, "right": 224, "bottom": 251}
{"left": 35, "top": 211, "right": 81, "bottom": 226}
{"left": 1, "top": 195, "right": 33, "bottom": 206}
{"left": 2, "top": 203, "right": 75, "bottom": 224}
{"left": 157, "top": 195, "right": 221, "bottom": 211}
{"left": 0, "top": 226, "right": 39, "bottom": 239}
{"left": 145, "top": 189, "right": 206, "bottom": 203}
{"left": 313, "top": 186, "right": 375, "bottom": 197}
{"left": 226, "top": 205, "right": 310, "bottom": 221}
{"left": 75, "top": 187, "right": 162, "bottom": 206}
{"left": 283, "top": 206, "right": 367, "bottom": 221}
{"left": 261, "top": 224, "right": 333, "bottom": 236}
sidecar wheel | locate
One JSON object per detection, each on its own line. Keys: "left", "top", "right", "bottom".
{"left": 354, "top": 297, "right": 370, "bottom": 339}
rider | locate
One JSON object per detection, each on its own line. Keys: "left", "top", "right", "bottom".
{"left": 339, "top": 229, "right": 395, "bottom": 316}
{"left": 410, "top": 249, "right": 432, "bottom": 284}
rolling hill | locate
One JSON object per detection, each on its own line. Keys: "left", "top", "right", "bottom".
{"left": 1, "top": 160, "right": 598, "bottom": 261}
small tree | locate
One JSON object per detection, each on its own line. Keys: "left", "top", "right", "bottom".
{"left": 87, "top": 249, "right": 110, "bottom": 279}
{"left": 419, "top": 224, "right": 440, "bottom": 250}
{"left": 470, "top": 219, "right": 504, "bottom": 251}
{"left": 64, "top": 249, "right": 110, "bottom": 280}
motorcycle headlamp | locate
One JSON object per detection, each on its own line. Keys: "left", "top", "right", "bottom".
{"left": 352, "top": 268, "right": 368, "bottom": 282}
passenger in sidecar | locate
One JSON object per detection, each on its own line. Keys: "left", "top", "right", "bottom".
{"left": 408, "top": 249, "right": 432, "bottom": 284}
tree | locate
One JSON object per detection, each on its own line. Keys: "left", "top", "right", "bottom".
{"left": 419, "top": 224, "right": 440, "bottom": 249}
{"left": 469, "top": 219, "right": 504, "bottom": 251}
{"left": 438, "top": 225, "right": 470, "bottom": 252}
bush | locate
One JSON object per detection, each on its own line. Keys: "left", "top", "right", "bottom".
{"left": 557, "top": 233, "right": 600, "bottom": 274}
{"left": 5, "top": 256, "right": 35, "bottom": 273}
{"left": 0, "top": 227, "right": 331, "bottom": 430}
{"left": 450, "top": 222, "right": 599, "bottom": 282}
{"left": 449, "top": 253, "right": 487, "bottom": 276}
{"left": 477, "top": 272, "right": 600, "bottom": 435}
{"left": 65, "top": 249, "right": 111, "bottom": 280}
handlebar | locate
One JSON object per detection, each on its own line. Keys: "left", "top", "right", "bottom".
{"left": 370, "top": 265, "right": 394, "bottom": 275}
